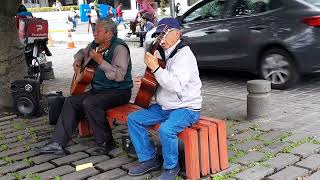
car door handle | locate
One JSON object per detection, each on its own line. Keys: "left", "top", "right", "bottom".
{"left": 205, "top": 28, "right": 217, "bottom": 34}
{"left": 249, "top": 25, "right": 267, "bottom": 30}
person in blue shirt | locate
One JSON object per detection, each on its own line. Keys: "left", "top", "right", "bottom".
{"left": 17, "top": 0, "right": 32, "bottom": 17}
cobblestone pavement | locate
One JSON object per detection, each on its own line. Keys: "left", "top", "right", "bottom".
{"left": 1, "top": 40, "right": 320, "bottom": 180}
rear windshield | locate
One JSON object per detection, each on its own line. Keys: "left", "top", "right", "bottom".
{"left": 304, "top": 0, "right": 320, "bottom": 6}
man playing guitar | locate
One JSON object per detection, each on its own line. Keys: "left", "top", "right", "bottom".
{"left": 127, "top": 18, "right": 202, "bottom": 180}
{"left": 40, "top": 18, "right": 133, "bottom": 155}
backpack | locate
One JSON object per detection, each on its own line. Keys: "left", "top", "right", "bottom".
{"left": 47, "top": 91, "right": 65, "bottom": 125}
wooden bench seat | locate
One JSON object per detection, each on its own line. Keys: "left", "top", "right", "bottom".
{"left": 77, "top": 103, "right": 228, "bottom": 180}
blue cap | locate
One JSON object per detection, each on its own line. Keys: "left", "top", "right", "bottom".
{"left": 152, "top": 18, "right": 181, "bottom": 37}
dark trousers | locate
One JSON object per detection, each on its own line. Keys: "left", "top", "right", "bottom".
{"left": 91, "top": 23, "right": 96, "bottom": 33}
{"left": 51, "top": 88, "right": 131, "bottom": 147}
{"left": 139, "top": 31, "right": 147, "bottom": 47}
{"left": 130, "top": 20, "right": 139, "bottom": 34}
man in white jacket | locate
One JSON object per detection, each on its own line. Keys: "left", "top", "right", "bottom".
{"left": 127, "top": 18, "right": 202, "bottom": 180}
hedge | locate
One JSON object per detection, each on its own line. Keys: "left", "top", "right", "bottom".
{"left": 28, "top": 5, "right": 79, "bottom": 12}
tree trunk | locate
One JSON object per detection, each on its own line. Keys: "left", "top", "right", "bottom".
{"left": 0, "top": 0, "right": 27, "bottom": 109}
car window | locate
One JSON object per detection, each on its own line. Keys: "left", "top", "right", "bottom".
{"left": 304, "top": 0, "right": 320, "bottom": 7}
{"left": 230, "top": 0, "right": 281, "bottom": 16}
{"left": 183, "top": 0, "right": 228, "bottom": 23}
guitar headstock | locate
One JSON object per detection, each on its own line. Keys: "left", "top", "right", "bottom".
{"left": 150, "top": 25, "right": 170, "bottom": 53}
{"left": 154, "top": 25, "right": 170, "bottom": 46}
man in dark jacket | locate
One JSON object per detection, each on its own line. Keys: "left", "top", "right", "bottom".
{"left": 40, "top": 18, "right": 133, "bottom": 155}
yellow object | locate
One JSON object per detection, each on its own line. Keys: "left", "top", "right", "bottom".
{"left": 75, "top": 163, "right": 93, "bottom": 171}
{"left": 48, "top": 33, "right": 54, "bottom": 47}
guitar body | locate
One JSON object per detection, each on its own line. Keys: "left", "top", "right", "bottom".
{"left": 70, "top": 67, "right": 95, "bottom": 95}
{"left": 134, "top": 59, "right": 165, "bottom": 108}
{"left": 134, "top": 27, "right": 170, "bottom": 108}
{"left": 69, "top": 42, "right": 111, "bottom": 96}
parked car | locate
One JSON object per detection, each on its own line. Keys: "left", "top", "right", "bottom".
{"left": 147, "top": 0, "right": 320, "bottom": 89}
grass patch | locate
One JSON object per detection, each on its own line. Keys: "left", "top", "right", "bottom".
{"left": 23, "top": 145, "right": 31, "bottom": 151}
{"left": 0, "top": 144, "right": 8, "bottom": 151}
{"left": 25, "top": 173, "right": 41, "bottom": 180}
{"left": 282, "top": 136, "right": 314, "bottom": 153}
{"left": 23, "top": 158, "right": 33, "bottom": 166}
{"left": 13, "top": 122, "right": 24, "bottom": 131}
{"left": 278, "top": 132, "right": 292, "bottom": 141}
{"left": 0, "top": 133, "right": 4, "bottom": 140}
{"left": 2, "top": 156, "right": 13, "bottom": 163}
{"left": 16, "top": 135, "right": 24, "bottom": 142}
{"left": 54, "top": 176, "right": 62, "bottom": 180}
{"left": 219, "top": 167, "right": 245, "bottom": 179}
{"left": 213, "top": 174, "right": 227, "bottom": 180}
{"left": 10, "top": 172, "right": 22, "bottom": 180}
{"left": 31, "top": 134, "right": 39, "bottom": 142}
{"left": 28, "top": 127, "right": 37, "bottom": 134}
{"left": 228, "top": 150, "right": 246, "bottom": 164}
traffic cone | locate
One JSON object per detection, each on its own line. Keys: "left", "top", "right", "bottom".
{"left": 117, "top": 23, "right": 125, "bottom": 31}
{"left": 67, "top": 30, "right": 75, "bottom": 49}
{"left": 48, "top": 33, "right": 54, "bottom": 47}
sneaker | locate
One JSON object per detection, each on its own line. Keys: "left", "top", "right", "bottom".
{"left": 39, "top": 142, "right": 64, "bottom": 155}
{"left": 128, "top": 156, "right": 161, "bottom": 176}
{"left": 91, "top": 141, "right": 116, "bottom": 156}
{"left": 158, "top": 164, "right": 180, "bottom": 180}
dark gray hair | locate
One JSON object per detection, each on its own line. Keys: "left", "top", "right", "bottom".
{"left": 96, "top": 18, "right": 118, "bottom": 36}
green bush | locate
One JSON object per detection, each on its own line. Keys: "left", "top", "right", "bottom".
{"left": 28, "top": 5, "right": 79, "bottom": 12}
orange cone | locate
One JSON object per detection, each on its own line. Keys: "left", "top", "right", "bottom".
{"left": 48, "top": 33, "right": 54, "bottom": 47}
{"left": 67, "top": 30, "right": 75, "bottom": 49}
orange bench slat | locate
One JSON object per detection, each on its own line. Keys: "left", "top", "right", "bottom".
{"left": 197, "top": 120, "right": 220, "bottom": 173}
{"left": 191, "top": 124, "right": 210, "bottom": 176}
{"left": 201, "top": 116, "right": 229, "bottom": 170}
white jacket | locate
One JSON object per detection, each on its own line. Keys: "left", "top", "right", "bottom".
{"left": 154, "top": 40, "right": 202, "bottom": 110}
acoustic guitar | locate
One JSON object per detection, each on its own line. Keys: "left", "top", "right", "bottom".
{"left": 70, "top": 42, "right": 111, "bottom": 95}
{"left": 134, "top": 26, "right": 169, "bottom": 108}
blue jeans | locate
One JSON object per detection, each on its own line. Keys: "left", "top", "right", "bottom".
{"left": 128, "top": 104, "right": 200, "bottom": 169}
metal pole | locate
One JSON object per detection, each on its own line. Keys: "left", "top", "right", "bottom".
{"left": 169, "top": 0, "right": 175, "bottom": 17}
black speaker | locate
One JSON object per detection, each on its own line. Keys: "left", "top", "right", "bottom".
{"left": 11, "top": 79, "right": 41, "bottom": 118}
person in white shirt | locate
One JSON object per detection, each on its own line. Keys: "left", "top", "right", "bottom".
{"left": 127, "top": 18, "right": 202, "bottom": 180}
{"left": 88, "top": 4, "right": 99, "bottom": 32}
{"left": 175, "top": 2, "right": 182, "bottom": 16}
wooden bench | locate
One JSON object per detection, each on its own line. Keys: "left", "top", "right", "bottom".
{"left": 78, "top": 102, "right": 229, "bottom": 179}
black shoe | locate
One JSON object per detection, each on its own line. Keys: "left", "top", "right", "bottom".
{"left": 158, "top": 164, "right": 180, "bottom": 180}
{"left": 128, "top": 156, "right": 162, "bottom": 176}
{"left": 91, "top": 141, "right": 116, "bottom": 156}
{"left": 39, "top": 142, "right": 64, "bottom": 155}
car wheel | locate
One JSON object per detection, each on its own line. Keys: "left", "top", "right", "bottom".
{"left": 258, "top": 48, "right": 299, "bottom": 90}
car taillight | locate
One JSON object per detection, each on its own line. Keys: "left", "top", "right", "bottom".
{"left": 303, "top": 16, "right": 320, "bottom": 27}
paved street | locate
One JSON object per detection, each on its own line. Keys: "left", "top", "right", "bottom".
{"left": 1, "top": 16, "right": 320, "bottom": 179}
